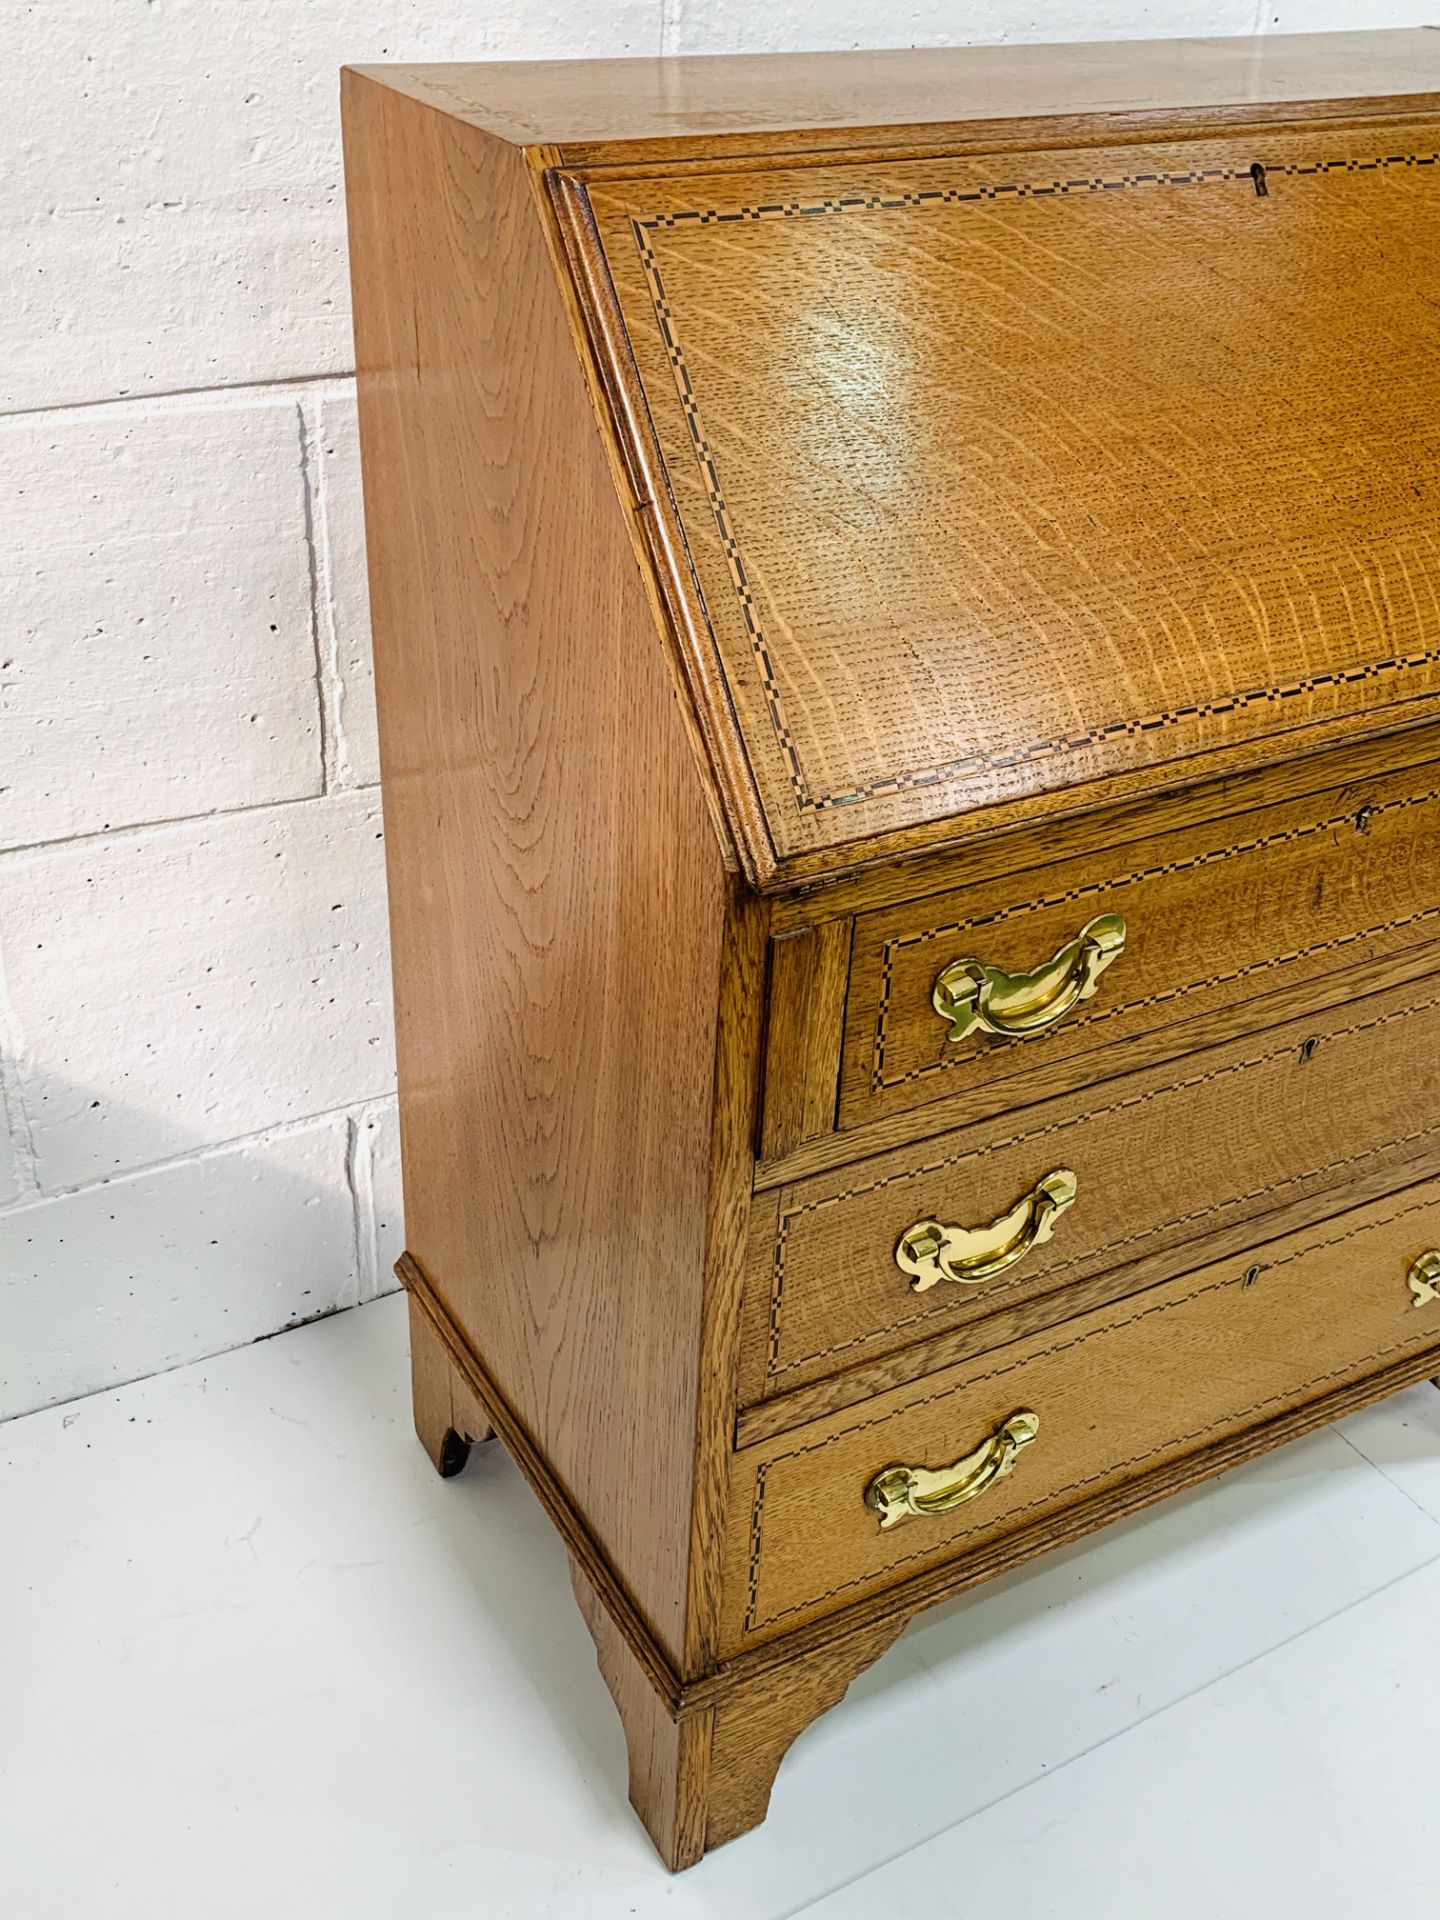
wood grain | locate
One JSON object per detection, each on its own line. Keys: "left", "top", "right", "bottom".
{"left": 408, "top": 1291, "right": 494, "bottom": 1474}
{"left": 739, "top": 1153, "right": 1440, "bottom": 1450}
{"left": 570, "top": 1549, "right": 906, "bottom": 1864}
{"left": 769, "top": 722, "right": 1440, "bottom": 932}
{"left": 758, "top": 920, "right": 853, "bottom": 1162}
{"left": 744, "top": 973, "right": 1440, "bottom": 1407}
{"left": 584, "top": 124, "right": 1440, "bottom": 882}
{"left": 570, "top": 1556, "right": 712, "bottom": 1870}
{"left": 765, "top": 935, "right": 1440, "bottom": 1189}
{"left": 701, "top": 1613, "right": 907, "bottom": 1849}
{"left": 722, "top": 1337, "right": 1440, "bottom": 1683}
{"left": 725, "top": 1174, "right": 1440, "bottom": 1650}
{"left": 346, "top": 43, "right": 1440, "bottom": 1868}
{"left": 349, "top": 31, "right": 1440, "bottom": 159}
{"left": 681, "top": 882, "right": 770, "bottom": 1672}
{"left": 402, "top": 1255, "right": 696, "bottom": 1713}
{"left": 840, "top": 760, "right": 1440, "bottom": 1137}
{"left": 344, "top": 73, "right": 730, "bottom": 1665}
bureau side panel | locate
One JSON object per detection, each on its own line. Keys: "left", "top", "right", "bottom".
{"left": 342, "top": 75, "right": 729, "bottom": 1663}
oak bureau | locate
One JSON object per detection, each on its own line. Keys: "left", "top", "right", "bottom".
{"left": 343, "top": 29, "right": 1440, "bottom": 1868}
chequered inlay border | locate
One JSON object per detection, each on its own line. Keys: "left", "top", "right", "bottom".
{"left": 868, "top": 783, "right": 1440, "bottom": 1092}
{"left": 742, "top": 1185, "right": 1440, "bottom": 1635}
{"left": 765, "top": 981, "right": 1440, "bottom": 1387}
{"left": 628, "top": 150, "right": 1440, "bottom": 817}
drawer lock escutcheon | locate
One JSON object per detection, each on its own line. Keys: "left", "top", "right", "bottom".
{"left": 865, "top": 1411, "right": 1040, "bottom": 1530}
{"left": 1408, "top": 1249, "right": 1440, "bottom": 1307}
{"left": 896, "top": 1170, "right": 1078, "bottom": 1292}
{"left": 932, "top": 913, "right": 1127, "bottom": 1044}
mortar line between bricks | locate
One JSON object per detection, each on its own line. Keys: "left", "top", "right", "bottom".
{"left": 0, "top": 1094, "right": 398, "bottom": 1217}
{"left": 0, "top": 783, "right": 381, "bottom": 861}
{"left": 0, "top": 370, "right": 357, "bottom": 426}
{"left": 308, "top": 389, "right": 355, "bottom": 789}
{"left": 346, "top": 1111, "right": 380, "bottom": 1305}
{"left": 0, "top": 926, "right": 41, "bottom": 1200}
{"left": 296, "top": 398, "right": 336, "bottom": 793}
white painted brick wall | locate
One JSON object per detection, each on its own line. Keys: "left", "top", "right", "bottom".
{"left": 1, "top": 0, "right": 1429, "bottom": 1421}
{"left": 0, "top": 1090, "right": 23, "bottom": 1212}
{"left": 0, "top": 1116, "right": 362, "bottom": 1414}
{"left": 311, "top": 395, "right": 380, "bottom": 791}
{"left": 0, "top": 791, "right": 393, "bottom": 1191}
{"left": 1, "top": 394, "right": 323, "bottom": 848}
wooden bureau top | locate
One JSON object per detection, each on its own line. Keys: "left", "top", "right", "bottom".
{"left": 350, "top": 34, "right": 1440, "bottom": 890}
{"left": 352, "top": 32, "right": 1440, "bottom": 158}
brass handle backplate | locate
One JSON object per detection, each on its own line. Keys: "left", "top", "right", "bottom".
{"left": 1409, "top": 1250, "right": 1440, "bottom": 1307}
{"left": 932, "top": 913, "right": 1126, "bottom": 1044}
{"left": 895, "top": 1170, "right": 1078, "bottom": 1292}
{"left": 865, "top": 1411, "right": 1040, "bottom": 1530}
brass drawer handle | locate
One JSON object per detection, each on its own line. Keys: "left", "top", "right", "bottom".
{"left": 865, "top": 1411, "right": 1040, "bottom": 1530}
{"left": 895, "top": 1169, "right": 1077, "bottom": 1292}
{"left": 1409, "top": 1250, "right": 1440, "bottom": 1306}
{"left": 932, "top": 912, "right": 1126, "bottom": 1043}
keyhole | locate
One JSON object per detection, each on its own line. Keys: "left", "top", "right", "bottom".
{"left": 1251, "top": 162, "right": 1269, "bottom": 198}
{"left": 1300, "top": 1036, "right": 1320, "bottom": 1064}
{"left": 1241, "top": 1265, "right": 1263, "bottom": 1290}
{"left": 1354, "top": 805, "right": 1374, "bottom": 835}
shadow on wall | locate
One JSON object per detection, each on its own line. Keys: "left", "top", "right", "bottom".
{"left": 0, "top": 1072, "right": 400, "bottom": 1424}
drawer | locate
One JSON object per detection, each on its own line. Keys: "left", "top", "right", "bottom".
{"left": 742, "top": 973, "right": 1440, "bottom": 1407}
{"left": 839, "top": 764, "right": 1440, "bottom": 1137}
{"left": 724, "top": 1176, "right": 1440, "bottom": 1650}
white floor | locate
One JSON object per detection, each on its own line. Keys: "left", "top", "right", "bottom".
{"left": 6, "top": 1299, "right": 1440, "bottom": 1919}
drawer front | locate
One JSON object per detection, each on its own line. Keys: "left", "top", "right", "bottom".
{"left": 744, "top": 974, "right": 1440, "bottom": 1405}
{"left": 840, "top": 765, "right": 1440, "bottom": 1135}
{"left": 724, "top": 1177, "right": 1440, "bottom": 1650}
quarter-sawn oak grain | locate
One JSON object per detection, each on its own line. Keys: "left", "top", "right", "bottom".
{"left": 726, "top": 1177, "right": 1440, "bottom": 1650}
{"left": 840, "top": 759, "right": 1440, "bottom": 1137}
{"left": 354, "top": 31, "right": 1440, "bottom": 163}
{"left": 743, "top": 975, "right": 1440, "bottom": 1407}
{"left": 344, "top": 32, "right": 1440, "bottom": 1870}
{"left": 583, "top": 124, "right": 1440, "bottom": 881}
{"left": 343, "top": 72, "right": 749, "bottom": 1669}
